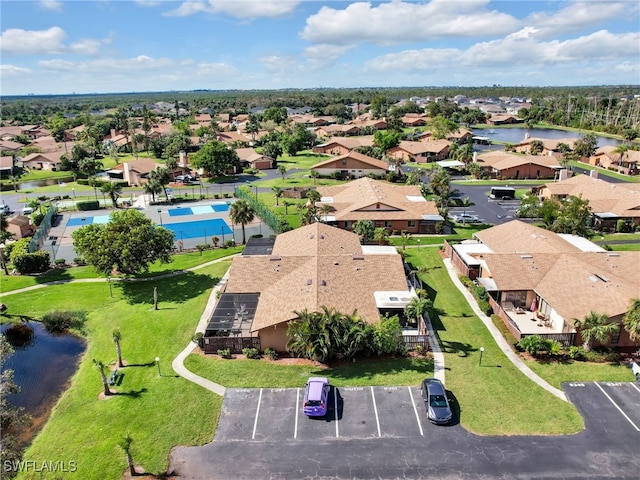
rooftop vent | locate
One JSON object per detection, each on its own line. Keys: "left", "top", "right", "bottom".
{"left": 319, "top": 234, "right": 325, "bottom": 239}
{"left": 320, "top": 280, "right": 326, "bottom": 286}
{"left": 352, "top": 254, "right": 365, "bottom": 260}
{"left": 269, "top": 255, "right": 281, "bottom": 261}
{"left": 520, "top": 254, "right": 533, "bottom": 259}
{"left": 307, "top": 279, "right": 312, "bottom": 286}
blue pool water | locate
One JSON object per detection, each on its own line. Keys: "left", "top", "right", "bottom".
{"left": 163, "top": 218, "right": 232, "bottom": 240}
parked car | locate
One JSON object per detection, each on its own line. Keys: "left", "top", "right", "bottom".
{"left": 21, "top": 206, "right": 34, "bottom": 215}
{"left": 452, "top": 213, "right": 480, "bottom": 223}
{"left": 0, "top": 205, "right": 12, "bottom": 215}
{"left": 421, "top": 378, "right": 453, "bottom": 425}
{"left": 174, "top": 174, "right": 195, "bottom": 183}
{"left": 303, "top": 377, "right": 330, "bottom": 417}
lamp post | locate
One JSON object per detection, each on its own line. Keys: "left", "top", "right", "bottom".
{"left": 50, "top": 242, "right": 56, "bottom": 263}
{"left": 479, "top": 347, "right": 485, "bottom": 366}
{"left": 0, "top": 243, "right": 8, "bottom": 276}
{"left": 254, "top": 184, "right": 258, "bottom": 200}
{"left": 417, "top": 239, "right": 421, "bottom": 250}
{"left": 157, "top": 209, "right": 163, "bottom": 226}
{"left": 107, "top": 276, "right": 113, "bottom": 298}
{"left": 155, "top": 357, "right": 161, "bottom": 377}
{"left": 72, "top": 188, "right": 76, "bottom": 199}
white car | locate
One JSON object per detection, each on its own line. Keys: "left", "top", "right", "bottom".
{"left": 21, "top": 206, "right": 34, "bottom": 215}
{"left": 453, "top": 213, "right": 480, "bottom": 223}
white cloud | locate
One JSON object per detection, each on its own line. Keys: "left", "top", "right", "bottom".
{"left": 301, "top": 0, "right": 519, "bottom": 45}
{"left": 133, "top": 0, "right": 163, "bottom": 6}
{"left": 39, "top": 0, "right": 63, "bottom": 12}
{"left": 0, "top": 27, "right": 67, "bottom": 55}
{"left": 164, "top": 0, "right": 300, "bottom": 19}
{"left": 39, "top": 55, "right": 189, "bottom": 73}
{"left": 0, "top": 64, "right": 32, "bottom": 76}
{"left": 525, "top": 1, "right": 634, "bottom": 39}
{"left": 365, "top": 30, "right": 640, "bottom": 73}
{"left": 303, "top": 44, "right": 353, "bottom": 68}
{"left": 258, "top": 55, "right": 298, "bottom": 74}
{"left": 195, "top": 62, "right": 240, "bottom": 77}
{"left": 0, "top": 27, "right": 110, "bottom": 57}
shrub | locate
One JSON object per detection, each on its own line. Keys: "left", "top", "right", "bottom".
{"left": 263, "top": 348, "right": 278, "bottom": 360}
{"left": 41, "top": 310, "right": 87, "bottom": 332}
{"left": 242, "top": 347, "right": 260, "bottom": 359}
{"left": 191, "top": 332, "right": 204, "bottom": 348}
{"left": 217, "top": 348, "right": 232, "bottom": 359}
{"left": 568, "top": 345, "right": 584, "bottom": 360}
{"left": 73, "top": 257, "right": 86, "bottom": 265}
{"left": 12, "top": 250, "right": 50, "bottom": 274}
{"left": 517, "top": 335, "right": 543, "bottom": 355}
{"left": 54, "top": 258, "right": 66, "bottom": 266}
{"left": 195, "top": 244, "right": 210, "bottom": 255}
{"left": 223, "top": 240, "right": 234, "bottom": 248}
{"left": 77, "top": 200, "right": 100, "bottom": 211}
{"left": 542, "top": 339, "right": 563, "bottom": 356}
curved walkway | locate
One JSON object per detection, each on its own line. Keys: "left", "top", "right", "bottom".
{"left": 442, "top": 257, "right": 568, "bottom": 402}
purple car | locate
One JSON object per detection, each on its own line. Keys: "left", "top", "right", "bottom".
{"left": 303, "top": 377, "right": 330, "bottom": 417}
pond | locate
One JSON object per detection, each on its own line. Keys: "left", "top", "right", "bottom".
{"left": 1, "top": 321, "right": 85, "bottom": 441}
{"left": 471, "top": 127, "right": 623, "bottom": 148}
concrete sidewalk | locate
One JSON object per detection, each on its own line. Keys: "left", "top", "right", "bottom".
{"left": 442, "top": 258, "right": 568, "bottom": 402}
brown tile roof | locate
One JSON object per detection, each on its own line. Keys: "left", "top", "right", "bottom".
{"left": 317, "top": 177, "right": 439, "bottom": 222}
{"left": 316, "top": 136, "right": 374, "bottom": 150}
{"left": 474, "top": 220, "right": 582, "bottom": 254}
{"left": 539, "top": 175, "right": 640, "bottom": 217}
{"left": 515, "top": 137, "right": 578, "bottom": 151}
{"left": 224, "top": 223, "right": 409, "bottom": 331}
{"left": 476, "top": 150, "right": 561, "bottom": 170}
{"left": 311, "top": 151, "right": 389, "bottom": 170}
{"left": 483, "top": 251, "right": 640, "bottom": 321}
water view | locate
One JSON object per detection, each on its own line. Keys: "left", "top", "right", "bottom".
{"left": 1, "top": 321, "right": 85, "bottom": 439}
{"left": 471, "top": 127, "right": 623, "bottom": 148}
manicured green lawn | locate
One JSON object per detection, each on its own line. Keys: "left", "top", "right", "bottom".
{"left": 404, "top": 248, "right": 585, "bottom": 435}
{"left": 608, "top": 243, "right": 640, "bottom": 251}
{"left": 185, "top": 355, "right": 434, "bottom": 388}
{"left": 525, "top": 360, "right": 634, "bottom": 389}
{"left": 9, "top": 261, "right": 231, "bottom": 480}
{"left": 0, "top": 247, "right": 242, "bottom": 294}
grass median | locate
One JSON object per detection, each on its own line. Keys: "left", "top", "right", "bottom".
{"left": 404, "top": 248, "right": 585, "bottom": 435}
{"left": 9, "top": 261, "right": 231, "bottom": 480}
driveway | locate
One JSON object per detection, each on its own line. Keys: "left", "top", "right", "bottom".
{"left": 169, "top": 381, "right": 640, "bottom": 479}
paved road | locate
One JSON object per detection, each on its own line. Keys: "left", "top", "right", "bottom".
{"left": 169, "top": 381, "right": 640, "bottom": 479}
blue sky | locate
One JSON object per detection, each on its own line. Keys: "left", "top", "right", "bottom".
{"left": 1, "top": 0, "right": 639, "bottom": 95}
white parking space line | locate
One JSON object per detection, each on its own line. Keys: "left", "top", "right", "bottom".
{"left": 252, "top": 388, "right": 263, "bottom": 440}
{"left": 595, "top": 382, "right": 640, "bottom": 432}
{"left": 408, "top": 387, "right": 424, "bottom": 437}
{"left": 370, "top": 387, "right": 381, "bottom": 437}
{"left": 334, "top": 387, "right": 339, "bottom": 438}
{"left": 294, "top": 387, "right": 300, "bottom": 439}
{"left": 630, "top": 382, "right": 640, "bottom": 394}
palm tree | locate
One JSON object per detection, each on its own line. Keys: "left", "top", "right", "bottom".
{"left": 400, "top": 230, "right": 412, "bottom": 251}
{"left": 404, "top": 296, "right": 432, "bottom": 327}
{"left": 229, "top": 199, "right": 255, "bottom": 244}
{"left": 309, "top": 169, "right": 319, "bottom": 185}
{"left": 149, "top": 167, "right": 171, "bottom": 201}
{"left": 461, "top": 197, "right": 475, "bottom": 224}
{"left": 282, "top": 199, "right": 294, "bottom": 216}
{"left": 93, "top": 359, "right": 112, "bottom": 396}
{"left": 272, "top": 186, "right": 283, "bottom": 206}
{"left": 118, "top": 433, "right": 136, "bottom": 476}
{"left": 352, "top": 220, "right": 374, "bottom": 243}
{"left": 573, "top": 311, "right": 619, "bottom": 351}
{"left": 306, "top": 189, "right": 321, "bottom": 206}
{"left": 101, "top": 182, "right": 123, "bottom": 208}
{"left": 112, "top": 328, "right": 124, "bottom": 368}
{"left": 277, "top": 165, "right": 287, "bottom": 180}
{"left": 373, "top": 227, "right": 389, "bottom": 245}
{"left": 529, "top": 140, "right": 544, "bottom": 155}
{"left": 143, "top": 179, "right": 162, "bottom": 203}
{"left": 623, "top": 298, "right": 640, "bottom": 343}
{"left": 612, "top": 144, "right": 629, "bottom": 169}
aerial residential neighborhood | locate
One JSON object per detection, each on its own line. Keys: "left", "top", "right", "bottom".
{"left": 1, "top": 1, "right": 640, "bottom": 480}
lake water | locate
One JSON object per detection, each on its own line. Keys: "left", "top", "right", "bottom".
{"left": 471, "top": 127, "right": 623, "bottom": 148}
{"left": 1, "top": 321, "right": 85, "bottom": 439}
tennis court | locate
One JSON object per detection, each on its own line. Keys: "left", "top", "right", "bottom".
{"left": 168, "top": 203, "right": 230, "bottom": 217}
{"left": 67, "top": 215, "right": 112, "bottom": 226}
{"left": 163, "top": 218, "right": 232, "bottom": 240}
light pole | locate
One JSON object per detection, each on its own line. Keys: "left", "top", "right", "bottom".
{"left": 417, "top": 239, "right": 421, "bottom": 250}
{"left": 479, "top": 347, "right": 485, "bottom": 366}
{"left": 254, "top": 185, "right": 258, "bottom": 200}
{"left": 157, "top": 208, "right": 163, "bottom": 226}
{"left": 0, "top": 243, "right": 8, "bottom": 276}
{"left": 155, "top": 357, "right": 161, "bottom": 377}
{"left": 107, "top": 276, "right": 113, "bottom": 298}
{"left": 72, "top": 188, "right": 76, "bottom": 199}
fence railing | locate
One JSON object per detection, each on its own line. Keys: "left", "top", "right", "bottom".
{"left": 202, "top": 336, "right": 260, "bottom": 354}
{"left": 29, "top": 204, "right": 58, "bottom": 253}
{"left": 234, "top": 186, "right": 286, "bottom": 234}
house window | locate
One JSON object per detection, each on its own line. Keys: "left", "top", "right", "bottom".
{"left": 504, "top": 291, "right": 527, "bottom": 309}
{"left": 376, "top": 203, "right": 380, "bottom": 209}
{"left": 610, "top": 329, "right": 621, "bottom": 345}
{"left": 384, "top": 221, "right": 392, "bottom": 228}
{"left": 408, "top": 220, "right": 416, "bottom": 227}
{"left": 342, "top": 159, "right": 347, "bottom": 165}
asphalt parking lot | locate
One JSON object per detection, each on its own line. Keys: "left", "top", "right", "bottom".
{"left": 216, "top": 385, "right": 436, "bottom": 442}
{"left": 171, "top": 381, "right": 640, "bottom": 479}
